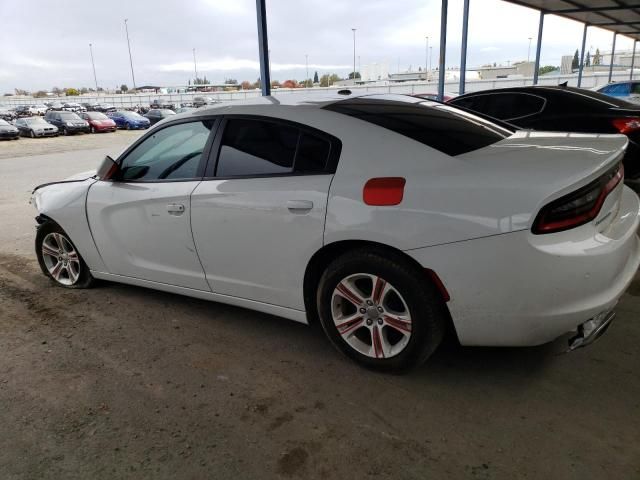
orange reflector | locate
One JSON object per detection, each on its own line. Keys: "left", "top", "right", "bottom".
{"left": 363, "top": 177, "right": 406, "bottom": 206}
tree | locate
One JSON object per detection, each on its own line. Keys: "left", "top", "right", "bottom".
{"left": 301, "top": 79, "right": 313, "bottom": 88}
{"left": 33, "top": 90, "right": 48, "bottom": 98}
{"left": 52, "top": 87, "right": 63, "bottom": 95}
{"left": 538, "top": 65, "right": 558, "bottom": 76}
{"left": 64, "top": 88, "right": 80, "bottom": 96}
{"left": 120, "top": 84, "right": 128, "bottom": 92}
{"left": 252, "top": 78, "right": 261, "bottom": 89}
{"left": 572, "top": 49, "right": 579, "bottom": 71}
{"left": 14, "top": 88, "right": 29, "bottom": 96}
{"left": 594, "top": 48, "right": 601, "bottom": 65}
{"left": 270, "top": 80, "right": 281, "bottom": 88}
{"left": 281, "top": 79, "right": 298, "bottom": 88}
{"left": 80, "top": 87, "right": 88, "bottom": 94}
{"left": 348, "top": 71, "right": 361, "bottom": 79}
{"left": 585, "top": 51, "right": 591, "bottom": 67}
{"left": 241, "top": 80, "right": 252, "bottom": 90}
{"left": 224, "top": 78, "right": 238, "bottom": 85}
{"left": 313, "top": 71, "right": 319, "bottom": 83}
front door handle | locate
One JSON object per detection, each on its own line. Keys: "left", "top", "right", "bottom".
{"left": 167, "top": 203, "right": 185, "bottom": 215}
{"left": 287, "top": 200, "right": 313, "bottom": 213}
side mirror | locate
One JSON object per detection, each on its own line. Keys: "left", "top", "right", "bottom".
{"left": 96, "top": 155, "right": 120, "bottom": 181}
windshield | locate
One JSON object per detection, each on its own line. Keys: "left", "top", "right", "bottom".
{"left": 87, "top": 112, "right": 108, "bottom": 120}
{"left": 324, "top": 96, "right": 512, "bottom": 156}
{"left": 0, "top": 119, "right": 9, "bottom": 126}
{"left": 26, "top": 118, "right": 48, "bottom": 125}
{"left": 122, "top": 112, "right": 143, "bottom": 119}
{"left": 59, "top": 112, "right": 82, "bottom": 120}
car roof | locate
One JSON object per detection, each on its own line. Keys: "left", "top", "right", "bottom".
{"left": 193, "top": 92, "right": 427, "bottom": 116}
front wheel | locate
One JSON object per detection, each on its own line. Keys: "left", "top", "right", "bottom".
{"left": 62, "top": 127, "right": 68, "bottom": 136}
{"left": 90, "top": 126, "right": 95, "bottom": 133}
{"left": 317, "top": 249, "right": 446, "bottom": 372}
{"left": 35, "top": 221, "right": 94, "bottom": 289}
{"left": 29, "top": 130, "right": 35, "bottom": 138}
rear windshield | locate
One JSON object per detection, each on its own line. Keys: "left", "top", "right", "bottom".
{"left": 324, "top": 97, "right": 512, "bottom": 156}
{"left": 86, "top": 112, "right": 108, "bottom": 120}
{"left": 59, "top": 112, "right": 81, "bottom": 120}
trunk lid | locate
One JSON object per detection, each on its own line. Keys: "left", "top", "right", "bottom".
{"left": 458, "top": 130, "right": 628, "bottom": 233}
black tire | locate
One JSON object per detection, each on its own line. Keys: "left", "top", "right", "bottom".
{"left": 317, "top": 249, "right": 446, "bottom": 373}
{"left": 62, "top": 127, "right": 68, "bottom": 136}
{"left": 90, "top": 126, "right": 95, "bottom": 133}
{"left": 35, "top": 220, "right": 94, "bottom": 289}
{"left": 29, "top": 129, "right": 35, "bottom": 138}
{"left": 126, "top": 123, "right": 131, "bottom": 130}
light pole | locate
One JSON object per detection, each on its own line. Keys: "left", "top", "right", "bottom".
{"left": 305, "top": 54, "right": 309, "bottom": 83}
{"left": 351, "top": 28, "right": 357, "bottom": 84}
{"left": 425, "top": 36, "right": 429, "bottom": 80}
{"left": 193, "top": 48, "right": 198, "bottom": 83}
{"left": 124, "top": 19, "right": 137, "bottom": 91}
{"left": 89, "top": 43, "right": 98, "bottom": 91}
{"left": 429, "top": 46, "right": 433, "bottom": 74}
{"left": 527, "top": 37, "right": 532, "bottom": 63}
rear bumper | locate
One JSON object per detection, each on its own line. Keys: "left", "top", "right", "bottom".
{"left": 406, "top": 185, "right": 640, "bottom": 347}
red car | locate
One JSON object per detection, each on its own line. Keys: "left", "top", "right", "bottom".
{"left": 79, "top": 112, "right": 117, "bottom": 133}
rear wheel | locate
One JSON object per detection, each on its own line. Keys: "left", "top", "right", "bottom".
{"left": 90, "top": 126, "right": 95, "bottom": 133}
{"left": 317, "top": 249, "right": 446, "bottom": 372}
{"left": 29, "top": 130, "right": 35, "bottom": 138}
{"left": 62, "top": 127, "right": 68, "bottom": 136}
{"left": 35, "top": 221, "right": 94, "bottom": 289}
{"left": 126, "top": 123, "right": 131, "bottom": 130}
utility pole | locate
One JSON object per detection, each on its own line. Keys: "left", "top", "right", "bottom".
{"left": 124, "top": 19, "right": 137, "bottom": 91}
{"left": 305, "top": 54, "right": 309, "bottom": 82}
{"left": 193, "top": 48, "right": 198, "bottom": 84}
{"left": 527, "top": 37, "right": 532, "bottom": 63}
{"left": 425, "top": 36, "right": 429, "bottom": 80}
{"left": 89, "top": 43, "right": 98, "bottom": 91}
{"left": 352, "top": 28, "right": 357, "bottom": 84}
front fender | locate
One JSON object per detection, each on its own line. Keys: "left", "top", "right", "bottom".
{"left": 32, "top": 179, "right": 106, "bottom": 272}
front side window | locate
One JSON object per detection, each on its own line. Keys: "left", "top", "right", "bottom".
{"left": 119, "top": 120, "right": 214, "bottom": 182}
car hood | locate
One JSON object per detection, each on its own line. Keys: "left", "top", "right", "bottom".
{"left": 64, "top": 170, "right": 96, "bottom": 181}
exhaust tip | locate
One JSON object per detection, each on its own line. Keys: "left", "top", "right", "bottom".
{"left": 567, "top": 310, "right": 615, "bottom": 352}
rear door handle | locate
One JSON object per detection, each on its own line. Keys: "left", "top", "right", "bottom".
{"left": 167, "top": 203, "right": 185, "bottom": 215}
{"left": 287, "top": 200, "right": 313, "bottom": 213}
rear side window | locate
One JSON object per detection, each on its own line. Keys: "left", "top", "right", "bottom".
{"left": 458, "top": 93, "right": 545, "bottom": 120}
{"left": 215, "top": 118, "right": 336, "bottom": 177}
{"left": 324, "top": 98, "right": 511, "bottom": 156}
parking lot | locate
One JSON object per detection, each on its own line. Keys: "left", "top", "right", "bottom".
{"left": 0, "top": 132, "right": 638, "bottom": 479}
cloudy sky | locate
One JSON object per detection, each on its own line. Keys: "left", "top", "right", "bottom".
{"left": 0, "top": 0, "right": 635, "bottom": 92}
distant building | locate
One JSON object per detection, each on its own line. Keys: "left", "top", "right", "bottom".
{"left": 477, "top": 61, "right": 534, "bottom": 79}
{"left": 361, "top": 62, "right": 390, "bottom": 82}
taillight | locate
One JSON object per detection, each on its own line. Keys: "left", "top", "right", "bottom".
{"left": 532, "top": 163, "right": 623, "bottom": 234}
{"left": 612, "top": 117, "right": 640, "bottom": 134}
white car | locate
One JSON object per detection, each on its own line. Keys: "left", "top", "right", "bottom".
{"left": 31, "top": 94, "right": 640, "bottom": 371}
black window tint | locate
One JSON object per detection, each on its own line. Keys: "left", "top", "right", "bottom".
{"left": 473, "top": 93, "right": 544, "bottom": 120}
{"left": 295, "top": 133, "right": 331, "bottom": 172}
{"left": 216, "top": 119, "right": 298, "bottom": 176}
{"left": 119, "top": 120, "right": 213, "bottom": 181}
{"left": 632, "top": 83, "right": 640, "bottom": 94}
{"left": 325, "top": 98, "right": 511, "bottom": 156}
{"left": 449, "top": 96, "right": 479, "bottom": 110}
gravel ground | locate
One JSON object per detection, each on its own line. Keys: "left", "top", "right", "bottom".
{"left": 0, "top": 134, "right": 639, "bottom": 479}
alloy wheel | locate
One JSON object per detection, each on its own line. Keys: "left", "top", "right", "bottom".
{"left": 41, "top": 232, "right": 81, "bottom": 286}
{"left": 331, "top": 273, "right": 412, "bottom": 359}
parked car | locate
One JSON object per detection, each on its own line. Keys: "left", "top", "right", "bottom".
{"left": 193, "top": 96, "right": 217, "bottom": 108}
{"left": 0, "top": 108, "right": 16, "bottom": 121}
{"left": 44, "top": 111, "right": 90, "bottom": 135}
{"left": 62, "top": 103, "right": 85, "bottom": 113}
{"left": 79, "top": 112, "right": 117, "bottom": 133}
{"left": 95, "top": 103, "right": 117, "bottom": 113}
{"left": 47, "top": 102, "right": 64, "bottom": 111}
{"left": 15, "top": 117, "right": 58, "bottom": 137}
{"left": 149, "top": 99, "right": 174, "bottom": 109}
{"left": 448, "top": 85, "right": 640, "bottom": 190}
{"left": 175, "top": 107, "right": 195, "bottom": 114}
{"left": 596, "top": 81, "right": 640, "bottom": 104}
{"left": 30, "top": 94, "right": 640, "bottom": 371}
{"left": 0, "top": 119, "right": 19, "bottom": 140}
{"left": 81, "top": 102, "right": 101, "bottom": 111}
{"left": 15, "top": 105, "right": 32, "bottom": 117}
{"left": 108, "top": 111, "right": 151, "bottom": 129}
{"left": 144, "top": 108, "right": 176, "bottom": 125}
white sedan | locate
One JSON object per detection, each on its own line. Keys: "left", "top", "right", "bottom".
{"left": 31, "top": 94, "right": 640, "bottom": 371}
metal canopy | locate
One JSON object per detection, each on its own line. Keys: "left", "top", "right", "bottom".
{"left": 504, "top": 1, "right": 640, "bottom": 40}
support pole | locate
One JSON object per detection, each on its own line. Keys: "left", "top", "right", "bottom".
{"left": 532, "top": 12, "right": 544, "bottom": 85}
{"left": 459, "top": 0, "right": 470, "bottom": 95}
{"left": 577, "top": 23, "right": 588, "bottom": 87}
{"left": 608, "top": 32, "right": 617, "bottom": 83}
{"left": 438, "top": 0, "right": 448, "bottom": 101}
{"left": 255, "top": 0, "right": 271, "bottom": 96}
{"left": 631, "top": 41, "right": 637, "bottom": 81}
